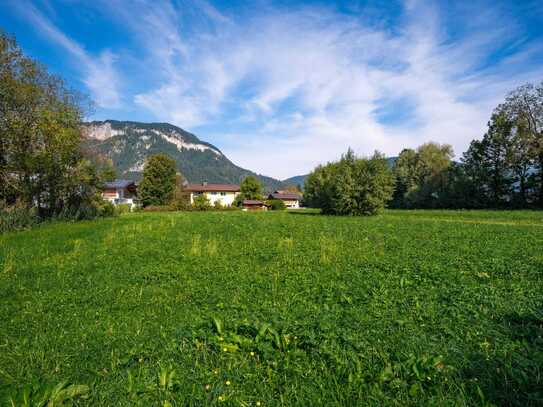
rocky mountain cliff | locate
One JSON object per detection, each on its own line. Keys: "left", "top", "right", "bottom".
{"left": 83, "top": 120, "right": 285, "bottom": 191}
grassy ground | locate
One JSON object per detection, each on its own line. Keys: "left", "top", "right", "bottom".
{"left": 0, "top": 210, "right": 542, "bottom": 406}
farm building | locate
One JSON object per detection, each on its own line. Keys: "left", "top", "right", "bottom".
{"left": 102, "top": 180, "right": 137, "bottom": 207}
{"left": 242, "top": 200, "right": 268, "bottom": 211}
{"left": 185, "top": 182, "right": 240, "bottom": 207}
{"left": 268, "top": 191, "right": 302, "bottom": 208}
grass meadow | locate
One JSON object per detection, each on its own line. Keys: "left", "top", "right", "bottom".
{"left": 1, "top": 210, "right": 542, "bottom": 406}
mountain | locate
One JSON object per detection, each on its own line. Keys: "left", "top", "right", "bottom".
{"left": 82, "top": 120, "right": 285, "bottom": 191}
{"left": 283, "top": 175, "right": 307, "bottom": 188}
{"left": 282, "top": 157, "right": 398, "bottom": 190}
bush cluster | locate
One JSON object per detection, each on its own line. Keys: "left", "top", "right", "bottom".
{"left": 267, "top": 199, "right": 286, "bottom": 210}
{"left": 304, "top": 150, "right": 395, "bottom": 216}
{"left": 0, "top": 201, "right": 39, "bottom": 233}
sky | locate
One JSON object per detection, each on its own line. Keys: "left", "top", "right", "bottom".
{"left": 2, "top": 0, "right": 543, "bottom": 179}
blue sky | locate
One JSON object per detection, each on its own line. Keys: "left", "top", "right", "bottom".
{"left": 2, "top": 0, "right": 543, "bottom": 178}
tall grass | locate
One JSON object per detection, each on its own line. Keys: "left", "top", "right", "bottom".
{"left": 0, "top": 210, "right": 542, "bottom": 405}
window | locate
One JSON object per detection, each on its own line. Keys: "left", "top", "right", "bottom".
{"left": 211, "top": 192, "right": 217, "bottom": 195}
{"left": 220, "top": 192, "right": 226, "bottom": 196}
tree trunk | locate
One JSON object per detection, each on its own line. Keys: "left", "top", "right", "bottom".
{"left": 519, "top": 174, "right": 526, "bottom": 207}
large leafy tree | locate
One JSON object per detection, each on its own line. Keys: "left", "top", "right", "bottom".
{"left": 236, "top": 176, "right": 263, "bottom": 204}
{"left": 499, "top": 82, "right": 543, "bottom": 206}
{"left": 392, "top": 142, "right": 454, "bottom": 208}
{"left": 0, "top": 31, "right": 102, "bottom": 218}
{"left": 462, "top": 113, "right": 514, "bottom": 206}
{"left": 138, "top": 154, "right": 177, "bottom": 207}
{"left": 304, "top": 149, "right": 394, "bottom": 216}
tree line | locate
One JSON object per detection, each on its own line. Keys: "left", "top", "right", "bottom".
{"left": 304, "top": 81, "right": 543, "bottom": 214}
{"left": 1, "top": 31, "right": 116, "bottom": 230}
{"left": 3, "top": 27, "right": 542, "bottom": 224}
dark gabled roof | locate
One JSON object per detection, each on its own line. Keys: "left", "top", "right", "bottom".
{"left": 185, "top": 183, "right": 240, "bottom": 192}
{"left": 269, "top": 191, "right": 302, "bottom": 200}
{"left": 243, "top": 200, "right": 265, "bottom": 205}
{"left": 104, "top": 179, "right": 136, "bottom": 189}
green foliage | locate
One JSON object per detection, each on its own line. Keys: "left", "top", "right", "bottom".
{"left": 0, "top": 201, "right": 39, "bottom": 233}
{"left": 8, "top": 381, "right": 89, "bottom": 406}
{"left": 97, "top": 200, "right": 116, "bottom": 218}
{"left": 0, "top": 210, "right": 542, "bottom": 405}
{"left": 501, "top": 82, "right": 543, "bottom": 207}
{"left": 267, "top": 199, "right": 286, "bottom": 210}
{"left": 115, "top": 203, "right": 132, "bottom": 215}
{"left": 169, "top": 199, "right": 192, "bottom": 211}
{"left": 392, "top": 143, "right": 454, "bottom": 208}
{"left": 237, "top": 176, "right": 263, "bottom": 203}
{"left": 0, "top": 31, "right": 105, "bottom": 223}
{"left": 138, "top": 154, "right": 177, "bottom": 207}
{"left": 388, "top": 82, "right": 543, "bottom": 210}
{"left": 462, "top": 107, "right": 540, "bottom": 208}
{"left": 99, "top": 160, "right": 117, "bottom": 183}
{"left": 192, "top": 194, "right": 212, "bottom": 211}
{"left": 304, "top": 149, "right": 395, "bottom": 215}
{"left": 168, "top": 173, "right": 192, "bottom": 211}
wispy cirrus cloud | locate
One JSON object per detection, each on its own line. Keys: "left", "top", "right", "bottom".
{"left": 11, "top": 0, "right": 121, "bottom": 109}
{"left": 103, "top": 0, "right": 542, "bottom": 177}
{"left": 5, "top": 0, "right": 542, "bottom": 178}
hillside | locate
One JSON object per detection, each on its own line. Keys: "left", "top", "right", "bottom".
{"left": 82, "top": 120, "right": 285, "bottom": 191}
{"left": 282, "top": 175, "right": 307, "bottom": 188}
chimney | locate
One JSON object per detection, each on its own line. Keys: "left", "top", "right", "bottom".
{"left": 202, "top": 181, "right": 208, "bottom": 186}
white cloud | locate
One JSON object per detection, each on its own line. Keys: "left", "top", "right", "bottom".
{"left": 14, "top": 1, "right": 121, "bottom": 109}
{"left": 27, "top": 0, "right": 543, "bottom": 179}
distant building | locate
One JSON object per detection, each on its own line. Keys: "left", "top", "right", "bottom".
{"left": 102, "top": 180, "right": 137, "bottom": 207}
{"left": 185, "top": 182, "right": 240, "bottom": 207}
{"left": 242, "top": 200, "right": 268, "bottom": 211}
{"left": 268, "top": 191, "right": 302, "bottom": 209}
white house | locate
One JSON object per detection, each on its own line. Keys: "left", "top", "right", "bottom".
{"left": 268, "top": 191, "right": 302, "bottom": 208}
{"left": 185, "top": 183, "right": 240, "bottom": 207}
{"left": 102, "top": 180, "right": 137, "bottom": 208}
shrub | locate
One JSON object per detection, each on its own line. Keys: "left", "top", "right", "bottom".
{"left": 97, "top": 200, "right": 116, "bottom": 218}
{"left": 0, "top": 201, "right": 39, "bottom": 233}
{"left": 267, "top": 199, "right": 286, "bottom": 210}
{"left": 169, "top": 198, "right": 192, "bottom": 211}
{"left": 115, "top": 204, "right": 132, "bottom": 215}
{"left": 304, "top": 149, "right": 395, "bottom": 216}
{"left": 192, "top": 195, "right": 212, "bottom": 211}
{"left": 213, "top": 200, "right": 224, "bottom": 210}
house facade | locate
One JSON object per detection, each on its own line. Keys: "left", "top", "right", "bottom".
{"left": 185, "top": 183, "right": 240, "bottom": 207}
{"left": 102, "top": 180, "right": 137, "bottom": 207}
{"left": 268, "top": 191, "right": 302, "bottom": 209}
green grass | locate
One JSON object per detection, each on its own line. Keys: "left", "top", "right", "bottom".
{"left": 1, "top": 210, "right": 542, "bottom": 406}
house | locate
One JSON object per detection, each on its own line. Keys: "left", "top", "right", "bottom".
{"left": 242, "top": 200, "right": 268, "bottom": 211}
{"left": 268, "top": 190, "right": 302, "bottom": 209}
{"left": 185, "top": 182, "right": 240, "bottom": 207}
{"left": 102, "top": 180, "right": 137, "bottom": 207}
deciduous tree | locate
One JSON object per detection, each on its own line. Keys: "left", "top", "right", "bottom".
{"left": 138, "top": 154, "right": 177, "bottom": 207}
